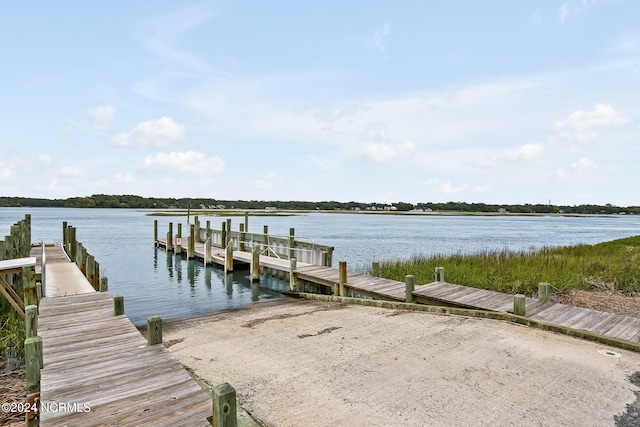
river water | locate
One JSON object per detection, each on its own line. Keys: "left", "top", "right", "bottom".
{"left": 1, "top": 208, "right": 639, "bottom": 325}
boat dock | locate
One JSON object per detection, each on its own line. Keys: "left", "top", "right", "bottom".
{"left": 155, "top": 218, "right": 640, "bottom": 350}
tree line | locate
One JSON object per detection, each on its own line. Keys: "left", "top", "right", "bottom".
{"left": 0, "top": 195, "right": 638, "bottom": 215}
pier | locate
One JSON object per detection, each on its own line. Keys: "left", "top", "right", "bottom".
{"left": 154, "top": 218, "right": 640, "bottom": 352}
{"left": 1, "top": 217, "right": 252, "bottom": 426}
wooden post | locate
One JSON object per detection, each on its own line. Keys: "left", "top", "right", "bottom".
{"left": 251, "top": 246, "right": 260, "bottom": 282}
{"left": 289, "top": 228, "right": 295, "bottom": 260}
{"left": 239, "top": 224, "right": 245, "bottom": 252}
{"left": 25, "top": 305, "right": 38, "bottom": 338}
{"left": 100, "top": 276, "right": 109, "bottom": 292}
{"left": 435, "top": 266, "right": 445, "bottom": 282}
{"left": 23, "top": 266, "right": 38, "bottom": 307}
{"left": 175, "top": 223, "right": 182, "bottom": 255}
{"left": 405, "top": 275, "right": 415, "bottom": 303}
{"left": 188, "top": 224, "right": 195, "bottom": 259}
{"left": 212, "top": 382, "right": 237, "bottom": 427}
{"left": 62, "top": 221, "right": 67, "bottom": 246}
{"left": 226, "top": 219, "right": 232, "bottom": 247}
{"left": 514, "top": 294, "right": 526, "bottom": 316}
{"left": 147, "top": 315, "right": 162, "bottom": 345}
{"left": 167, "top": 222, "right": 174, "bottom": 251}
{"left": 244, "top": 212, "right": 249, "bottom": 233}
{"left": 339, "top": 261, "right": 347, "bottom": 297}
{"left": 289, "top": 258, "right": 297, "bottom": 291}
{"left": 538, "top": 282, "right": 550, "bottom": 303}
{"left": 25, "top": 335, "right": 43, "bottom": 427}
{"left": 69, "top": 226, "right": 77, "bottom": 262}
{"left": 86, "top": 255, "right": 96, "bottom": 289}
{"left": 194, "top": 216, "right": 200, "bottom": 243}
{"left": 154, "top": 219, "right": 158, "bottom": 246}
{"left": 114, "top": 294, "right": 125, "bottom": 315}
{"left": 221, "top": 221, "right": 227, "bottom": 249}
{"left": 205, "top": 237, "right": 212, "bottom": 265}
{"left": 371, "top": 261, "right": 380, "bottom": 277}
{"left": 206, "top": 220, "right": 211, "bottom": 243}
{"left": 263, "top": 225, "right": 268, "bottom": 248}
{"left": 94, "top": 260, "right": 101, "bottom": 289}
{"left": 225, "top": 244, "right": 234, "bottom": 273}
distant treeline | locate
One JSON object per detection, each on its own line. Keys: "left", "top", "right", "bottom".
{"left": 0, "top": 195, "right": 638, "bottom": 215}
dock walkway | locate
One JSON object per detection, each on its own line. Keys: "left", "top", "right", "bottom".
{"left": 293, "top": 265, "right": 640, "bottom": 346}
{"left": 38, "top": 292, "right": 211, "bottom": 426}
{"left": 29, "top": 243, "right": 213, "bottom": 426}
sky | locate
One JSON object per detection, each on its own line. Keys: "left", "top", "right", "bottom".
{"left": 1, "top": 1, "right": 639, "bottom": 206}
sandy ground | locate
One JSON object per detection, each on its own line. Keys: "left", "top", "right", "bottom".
{"left": 163, "top": 298, "right": 640, "bottom": 427}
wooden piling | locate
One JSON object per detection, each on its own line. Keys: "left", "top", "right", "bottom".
{"left": 251, "top": 247, "right": 260, "bottom": 282}
{"left": 100, "top": 276, "right": 109, "bottom": 292}
{"left": 147, "top": 315, "right": 162, "bottom": 345}
{"left": 69, "top": 226, "right": 77, "bottom": 262}
{"left": 212, "top": 382, "right": 237, "bottom": 427}
{"left": 339, "top": 261, "right": 347, "bottom": 297}
{"left": 239, "top": 224, "right": 245, "bottom": 252}
{"left": 86, "top": 255, "right": 96, "bottom": 290}
{"left": 289, "top": 228, "right": 295, "bottom": 260}
{"left": 226, "top": 219, "right": 232, "bottom": 247}
{"left": 435, "top": 266, "right": 445, "bottom": 282}
{"left": 225, "top": 244, "right": 234, "bottom": 273}
{"left": 23, "top": 266, "right": 38, "bottom": 307}
{"left": 205, "top": 237, "right": 212, "bottom": 265}
{"left": 538, "top": 282, "right": 550, "bottom": 303}
{"left": 289, "top": 258, "right": 297, "bottom": 291}
{"left": 405, "top": 275, "right": 415, "bottom": 303}
{"left": 221, "top": 221, "right": 227, "bottom": 249}
{"left": 188, "top": 224, "right": 195, "bottom": 259}
{"left": 114, "top": 294, "right": 125, "bottom": 316}
{"left": 154, "top": 220, "right": 158, "bottom": 245}
{"left": 263, "top": 225, "right": 268, "bottom": 248}
{"left": 371, "top": 261, "right": 380, "bottom": 277}
{"left": 175, "top": 223, "right": 182, "bottom": 255}
{"left": 167, "top": 222, "right": 173, "bottom": 252}
{"left": 194, "top": 216, "right": 200, "bottom": 243}
{"left": 25, "top": 335, "right": 43, "bottom": 427}
{"left": 25, "top": 305, "right": 38, "bottom": 338}
{"left": 514, "top": 294, "right": 526, "bottom": 316}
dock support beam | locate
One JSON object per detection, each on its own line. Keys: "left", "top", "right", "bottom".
{"left": 212, "top": 382, "right": 237, "bottom": 427}
{"left": 167, "top": 223, "right": 173, "bottom": 252}
{"left": 339, "top": 261, "right": 347, "bottom": 297}
{"left": 538, "top": 282, "right": 550, "bottom": 303}
{"left": 100, "top": 276, "right": 109, "bottom": 292}
{"left": 147, "top": 315, "right": 163, "bottom": 345}
{"left": 289, "top": 258, "right": 297, "bottom": 291}
{"left": 188, "top": 224, "right": 195, "bottom": 259}
{"left": 25, "top": 335, "right": 43, "bottom": 427}
{"left": 205, "top": 237, "right": 212, "bottom": 265}
{"left": 371, "top": 261, "right": 380, "bottom": 277}
{"left": 514, "top": 294, "right": 526, "bottom": 316}
{"left": 114, "top": 294, "right": 125, "bottom": 316}
{"left": 405, "top": 275, "right": 415, "bottom": 303}
{"left": 225, "top": 244, "right": 234, "bottom": 273}
{"left": 154, "top": 220, "right": 158, "bottom": 246}
{"left": 251, "top": 247, "right": 260, "bottom": 282}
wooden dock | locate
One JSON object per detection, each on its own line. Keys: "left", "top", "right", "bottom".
{"left": 24, "top": 241, "right": 223, "bottom": 426}
{"left": 38, "top": 292, "right": 211, "bottom": 426}
{"left": 292, "top": 265, "right": 640, "bottom": 347}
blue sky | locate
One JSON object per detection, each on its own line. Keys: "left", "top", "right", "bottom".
{"left": 1, "top": 1, "right": 639, "bottom": 205}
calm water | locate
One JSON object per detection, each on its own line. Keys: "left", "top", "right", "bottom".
{"left": 1, "top": 208, "right": 639, "bottom": 325}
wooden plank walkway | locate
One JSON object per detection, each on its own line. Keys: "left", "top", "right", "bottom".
{"left": 38, "top": 292, "right": 212, "bottom": 426}
{"left": 293, "top": 265, "right": 640, "bottom": 345}
{"left": 30, "top": 243, "right": 95, "bottom": 296}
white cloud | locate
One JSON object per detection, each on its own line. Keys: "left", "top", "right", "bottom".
{"left": 140, "top": 151, "right": 224, "bottom": 175}
{"left": 88, "top": 104, "right": 115, "bottom": 130}
{"left": 251, "top": 172, "right": 280, "bottom": 190}
{"left": 554, "top": 103, "right": 628, "bottom": 141}
{"left": 559, "top": 0, "right": 617, "bottom": 23}
{"left": 553, "top": 157, "right": 597, "bottom": 180}
{"left": 366, "top": 23, "right": 391, "bottom": 51}
{"left": 359, "top": 141, "right": 415, "bottom": 163}
{"left": 114, "top": 172, "right": 134, "bottom": 183}
{"left": 474, "top": 143, "right": 544, "bottom": 168}
{"left": 425, "top": 179, "right": 469, "bottom": 194}
{"left": 112, "top": 117, "right": 185, "bottom": 148}
{"left": 60, "top": 167, "right": 85, "bottom": 177}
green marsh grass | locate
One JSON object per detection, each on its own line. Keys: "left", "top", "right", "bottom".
{"left": 379, "top": 236, "right": 640, "bottom": 296}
